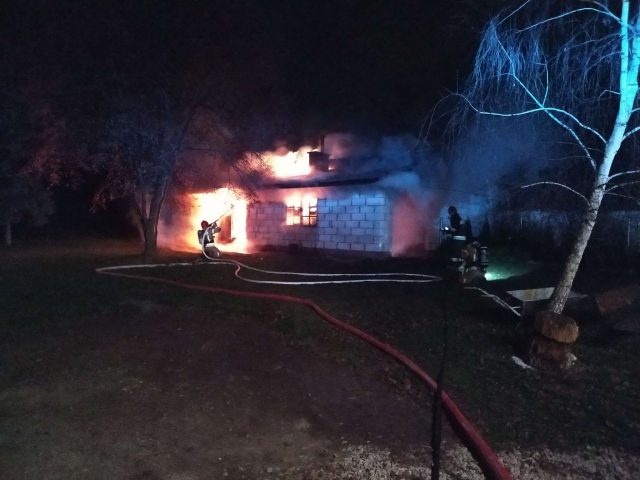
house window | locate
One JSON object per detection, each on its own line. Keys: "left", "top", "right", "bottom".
{"left": 286, "top": 198, "right": 317, "bottom": 226}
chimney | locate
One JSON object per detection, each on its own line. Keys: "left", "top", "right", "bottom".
{"left": 308, "top": 135, "right": 330, "bottom": 171}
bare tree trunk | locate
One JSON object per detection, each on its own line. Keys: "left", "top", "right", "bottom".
{"left": 4, "top": 221, "right": 12, "bottom": 247}
{"left": 548, "top": 186, "right": 604, "bottom": 313}
{"left": 549, "top": 144, "right": 630, "bottom": 314}
{"left": 143, "top": 218, "right": 158, "bottom": 260}
{"left": 142, "top": 173, "right": 172, "bottom": 262}
{"left": 142, "top": 195, "right": 163, "bottom": 261}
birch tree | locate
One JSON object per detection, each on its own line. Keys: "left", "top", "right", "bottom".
{"left": 460, "top": 0, "right": 640, "bottom": 313}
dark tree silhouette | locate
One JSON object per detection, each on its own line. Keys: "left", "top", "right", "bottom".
{"left": 35, "top": 2, "right": 289, "bottom": 259}
{"left": 0, "top": 90, "right": 54, "bottom": 246}
{"left": 0, "top": 117, "right": 54, "bottom": 246}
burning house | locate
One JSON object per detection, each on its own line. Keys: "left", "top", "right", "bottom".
{"left": 248, "top": 177, "right": 395, "bottom": 254}
{"left": 160, "top": 134, "right": 490, "bottom": 257}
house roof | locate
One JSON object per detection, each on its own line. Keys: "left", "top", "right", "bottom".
{"left": 259, "top": 171, "right": 384, "bottom": 189}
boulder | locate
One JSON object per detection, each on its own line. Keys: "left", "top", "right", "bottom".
{"left": 527, "top": 335, "right": 576, "bottom": 370}
{"left": 611, "top": 310, "right": 640, "bottom": 334}
{"left": 594, "top": 284, "right": 640, "bottom": 316}
{"left": 534, "top": 311, "right": 579, "bottom": 344}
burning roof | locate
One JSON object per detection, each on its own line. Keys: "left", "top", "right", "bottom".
{"left": 158, "top": 133, "right": 442, "bottom": 255}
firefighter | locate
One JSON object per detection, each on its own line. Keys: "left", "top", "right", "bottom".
{"left": 458, "top": 241, "right": 486, "bottom": 285}
{"left": 197, "top": 219, "right": 222, "bottom": 258}
{"left": 447, "top": 206, "right": 462, "bottom": 234}
{"left": 442, "top": 205, "right": 466, "bottom": 265}
{"left": 197, "top": 220, "right": 210, "bottom": 245}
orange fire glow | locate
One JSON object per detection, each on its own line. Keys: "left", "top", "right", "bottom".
{"left": 284, "top": 193, "right": 318, "bottom": 225}
{"left": 263, "top": 146, "right": 315, "bottom": 177}
{"left": 169, "top": 147, "right": 321, "bottom": 254}
{"left": 187, "top": 189, "right": 249, "bottom": 253}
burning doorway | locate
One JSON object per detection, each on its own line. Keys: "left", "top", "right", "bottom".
{"left": 158, "top": 188, "right": 249, "bottom": 254}
{"left": 216, "top": 212, "right": 233, "bottom": 244}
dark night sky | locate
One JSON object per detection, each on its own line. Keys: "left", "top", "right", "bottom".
{"left": 2, "top": 0, "right": 504, "bottom": 235}
{"left": 245, "top": 0, "right": 501, "bottom": 135}
{"left": 3, "top": 0, "right": 500, "bottom": 137}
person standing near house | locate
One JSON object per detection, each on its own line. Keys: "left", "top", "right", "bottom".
{"left": 447, "top": 205, "right": 462, "bottom": 235}
{"left": 441, "top": 205, "right": 466, "bottom": 264}
{"left": 446, "top": 205, "right": 475, "bottom": 241}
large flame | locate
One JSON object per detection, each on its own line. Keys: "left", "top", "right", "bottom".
{"left": 284, "top": 193, "right": 318, "bottom": 225}
{"left": 168, "top": 147, "right": 320, "bottom": 255}
{"left": 188, "top": 189, "right": 249, "bottom": 253}
{"left": 262, "top": 145, "right": 315, "bottom": 177}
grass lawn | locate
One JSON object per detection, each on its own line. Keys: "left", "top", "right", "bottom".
{"left": 1, "top": 238, "right": 639, "bottom": 478}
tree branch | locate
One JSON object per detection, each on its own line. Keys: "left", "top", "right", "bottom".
{"left": 604, "top": 191, "right": 640, "bottom": 206}
{"left": 498, "top": 0, "right": 532, "bottom": 26}
{"left": 608, "top": 169, "right": 640, "bottom": 181}
{"left": 458, "top": 94, "right": 605, "bottom": 142}
{"left": 629, "top": 118, "right": 640, "bottom": 135}
{"left": 515, "top": 7, "right": 621, "bottom": 33}
{"left": 606, "top": 180, "right": 640, "bottom": 192}
{"left": 520, "top": 181, "right": 589, "bottom": 204}
{"left": 494, "top": 39, "right": 602, "bottom": 168}
{"left": 457, "top": 91, "right": 601, "bottom": 168}
{"left": 599, "top": 89, "right": 620, "bottom": 99}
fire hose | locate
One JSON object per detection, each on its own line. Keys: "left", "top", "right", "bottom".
{"left": 96, "top": 257, "right": 513, "bottom": 480}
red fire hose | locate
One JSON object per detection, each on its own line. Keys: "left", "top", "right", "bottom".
{"left": 97, "top": 265, "right": 513, "bottom": 480}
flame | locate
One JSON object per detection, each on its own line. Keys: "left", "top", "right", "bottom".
{"left": 263, "top": 145, "right": 315, "bottom": 178}
{"left": 188, "top": 189, "right": 249, "bottom": 253}
{"left": 284, "top": 193, "right": 317, "bottom": 210}
{"left": 160, "top": 146, "right": 326, "bottom": 254}
{"left": 284, "top": 193, "right": 318, "bottom": 226}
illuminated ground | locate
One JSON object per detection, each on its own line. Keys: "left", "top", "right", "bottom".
{"left": 1, "top": 240, "right": 638, "bottom": 479}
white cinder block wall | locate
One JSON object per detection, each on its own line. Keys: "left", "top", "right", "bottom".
{"left": 247, "top": 191, "right": 392, "bottom": 253}
{"left": 246, "top": 202, "right": 289, "bottom": 247}
{"left": 317, "top": 192, "right": 391, "bottom": 252}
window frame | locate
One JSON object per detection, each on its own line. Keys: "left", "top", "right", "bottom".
{"left": 286, "top": 199, "right": 318, "bottom": 227}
